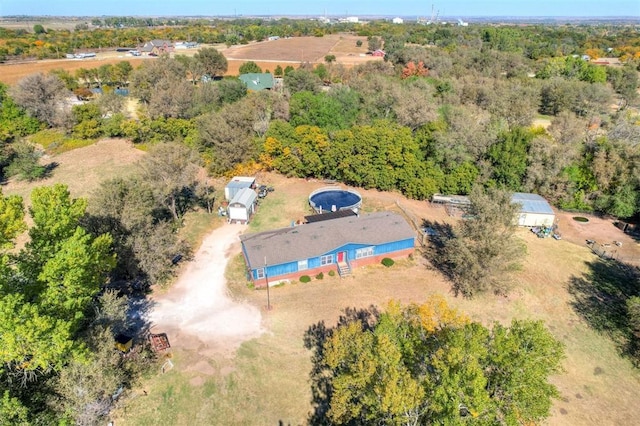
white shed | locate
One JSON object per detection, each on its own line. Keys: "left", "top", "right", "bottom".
{"left": 228, "top": 187, "right": 258, "bottom": 224}
{"left": 512, "top": 193, "right": 555, "bottom": 227}
{"left": 224, "top": 176, "right": 255, "bottom": 201}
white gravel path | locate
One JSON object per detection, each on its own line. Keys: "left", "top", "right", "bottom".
{"left": 149, "top": 224, "right": 263, "bottom": 351}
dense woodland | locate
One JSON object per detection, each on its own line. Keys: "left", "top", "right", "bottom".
{"left": 1, "top": 19, "right": 640, "bottom": 424}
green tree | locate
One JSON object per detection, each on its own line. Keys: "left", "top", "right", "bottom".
{"left": 0, "top": 390, "right": 29, "bottom": 426}
{"left": 487, "top": 127, "right": 532, "bottom": 190}
{"left": 274, "top": 64, "right": 283, "bottom": 77}
{"left": 283, "top": 68, "right": 322, "bottom": 94}
{"left": 367, "top": 36, "right": 382, "bottom": 52}
{"left": 307, "top": 297, "right": 564, "bottom": 425}
{"left": 444, "top": 187, "right": 526, "bottom": 297}
{"left": 0, "top": 189, "right": 25, "bottom": 249}
{"left": 33, "top": 24, "right": 45, "bottom": 35}
{"left": 194, "top": 47, "right": 228, "bottom": 78}
{"left": 238, "top": 61, "right": 262, "bottom": 74}
{"left": 4, "top": 141, "right": 47, "bottom": 182}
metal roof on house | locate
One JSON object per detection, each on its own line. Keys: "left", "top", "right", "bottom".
{"left": 511, "top": 192, "right": 554, "bottom": 215}
{"left": 238, "top": 73, "right": 274, "bottom": 91}
{"left": 240, "top": 212, "right": 415, "bottom": 268}
{"left": 226, "top": 180, "right": 253, "bottom": 190}
{"left": 230, "top": 187, "right": 257, "bottom": 207}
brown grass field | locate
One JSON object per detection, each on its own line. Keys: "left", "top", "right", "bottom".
{"left": 109, "top": 171, "right": 639, "bottom": 426}
{"left": 3, "top": 140, "right": 639, "bottom": 424}
{"left": 2, "top": 143, "right": 640, "bottom": 423}
{"left": 0, "top": 34, "right": 380, "bottom": 85}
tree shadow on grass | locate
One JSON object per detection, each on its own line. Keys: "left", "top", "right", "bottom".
{"left": 419, "top": 219, "right": 455, "bottom": 279}
{"left": 303, "top": 306, "right": 379, "bottom": 425}
{"left": 568, "top": 258, "right": 640, "bottom": 363}
{"left": 42, "top": 161, "right": 59, "bottom": 178}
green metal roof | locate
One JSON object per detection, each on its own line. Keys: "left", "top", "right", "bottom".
{"left": 238, "top": 73, "right": 274, "bottom": 91}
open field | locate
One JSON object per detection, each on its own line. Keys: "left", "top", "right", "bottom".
{"left": 112, "top": 172, "right": 640, "bottom": 426}
{"left": 0, "top": 138, "right": 145, "bottom": 202}
{"left": 2, "top": 140, "right": 639, "bottom": 424}
{"left": 0, "top": 34, "right": 380, "bottom": 85}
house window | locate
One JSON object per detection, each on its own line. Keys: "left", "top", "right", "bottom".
{"left": 320, "top": 254, "right": 333, "bottom": 266}
{"left": 298, "top": 259, "right": 308, "bottom": 271}
{"left": 255, "top": 268, "right": 265, "bottom": 280}
{"left": 355, "top": 246, "right": 375, "bottom": 259}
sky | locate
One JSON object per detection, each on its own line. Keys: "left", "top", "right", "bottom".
{"left": 1, "top": 0, "right": 639, "bottom": 18}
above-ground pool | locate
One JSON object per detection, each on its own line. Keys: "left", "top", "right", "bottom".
{"left": 309, "top": 187, "right": 362, "bottom": 213}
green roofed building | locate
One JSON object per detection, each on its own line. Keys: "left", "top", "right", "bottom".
{"left": 239, "top": 73, "right": 275, "bottom": 91}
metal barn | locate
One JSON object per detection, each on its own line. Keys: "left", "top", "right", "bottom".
{"left": 512, "top": 192, "right": 555, "bottom": 227}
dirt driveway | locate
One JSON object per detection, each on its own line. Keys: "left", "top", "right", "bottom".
{"left": 149, "top": 223, "right": 263, "bottom": 354}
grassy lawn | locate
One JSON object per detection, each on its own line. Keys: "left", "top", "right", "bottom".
{"left": 110, "top": 175, "right": 640, "bottom": 425}
{"left": 1, "top": 138, "right": 145, "bottom": 203}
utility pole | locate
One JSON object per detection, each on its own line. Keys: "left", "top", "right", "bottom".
{"left": 264, "top": 257, "right": 271, "bottom": 311}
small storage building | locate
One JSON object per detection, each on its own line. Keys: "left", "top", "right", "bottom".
{"left": 225, "top": 176, "right": 256, "bottom": 201}
{"left": 240, "top": 212, "right": 415, "bottom": 287}
{"left": 228, "top": 187, "right": 258, "bottom": 224}
{"left": 512, "top": 192, "right": 555, "bottom": 227}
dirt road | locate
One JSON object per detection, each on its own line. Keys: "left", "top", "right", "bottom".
{"left": 149, "top": 223, "right": 263, "bottom": 353}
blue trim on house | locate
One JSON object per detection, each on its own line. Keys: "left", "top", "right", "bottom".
{"left": 249, "top": 237, "right": 414, "bottom": 281}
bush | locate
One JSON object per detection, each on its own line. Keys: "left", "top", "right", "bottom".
{"left": 300, "top": 275, "right": 311, "bottom": 283}
{"left": 381, "top": 257, "right": 395, "bottom": 267}
{"left": 328, "top": 270, "right": 336, "bottom": 277}
{"left": 315, "top": 272, "right": 324, "bottom": 280}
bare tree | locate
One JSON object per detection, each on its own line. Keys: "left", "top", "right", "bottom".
{"left": 10, "top": 73, "right": 69, "bottom": 127}
{"left": 393, "top": 81, "right": 438, "bottom": 131}
{"left": 138, "top": 142, "right": 201, "bottom": 221}
{"left": 148, "top": 78, "right": 195, "bottom": 119}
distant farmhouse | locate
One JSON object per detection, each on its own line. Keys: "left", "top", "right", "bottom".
{"left": 240, "top": 212, "right": 415, "bottom": 287}
{"left": 140, "top": 40, "right": 174, "bottom": 56}
{"left": 239, "top": 73, "right": 275, "bottom": 91}
{"left": 392, "top": 17, "right": 404, "bottom": 24}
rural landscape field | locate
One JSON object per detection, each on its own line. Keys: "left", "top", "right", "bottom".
{"left": 0, "top": 34, "right": 376, "bottom": 85}
{"left": 0, "top": 11, "right": 639, "bottom": 426}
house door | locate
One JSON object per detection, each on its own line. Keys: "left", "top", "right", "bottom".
{"left": 337, "top": 251, "right": 346, "bottom": 263}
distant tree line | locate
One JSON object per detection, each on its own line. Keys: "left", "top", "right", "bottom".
{"left": 4, "top": 25, "right": 640, "bottom": 218}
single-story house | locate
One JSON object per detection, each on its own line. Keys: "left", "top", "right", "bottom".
{"left": 512, "top": 192, "right": 555, "bottom": 227}
{"left": 392, "top": 17, "right": 404, "bottom": 24}
{"left": 225, "top": 176, "right": 256, "bottom": 201}
{"left": 228, "top": 187, "right": 258, "bottom": 224}
{"left": 240, "top": 212, "right": 415, "bottom": 287}
{"left": 239, "top": 73, "right": 275, "bottom": 91}
{"left": 372, "top": 49, "right": 386, "bottom": 57}
{"left": 140, "top": 40, "right": 174, "bottom": 55}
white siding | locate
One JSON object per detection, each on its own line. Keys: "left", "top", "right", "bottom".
{"left": 519, "top": 213, "right": 554, "bottom": 227}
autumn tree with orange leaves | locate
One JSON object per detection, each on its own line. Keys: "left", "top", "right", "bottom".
{"left": 401, "top": 61, "right": 429, "bottom": 79}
